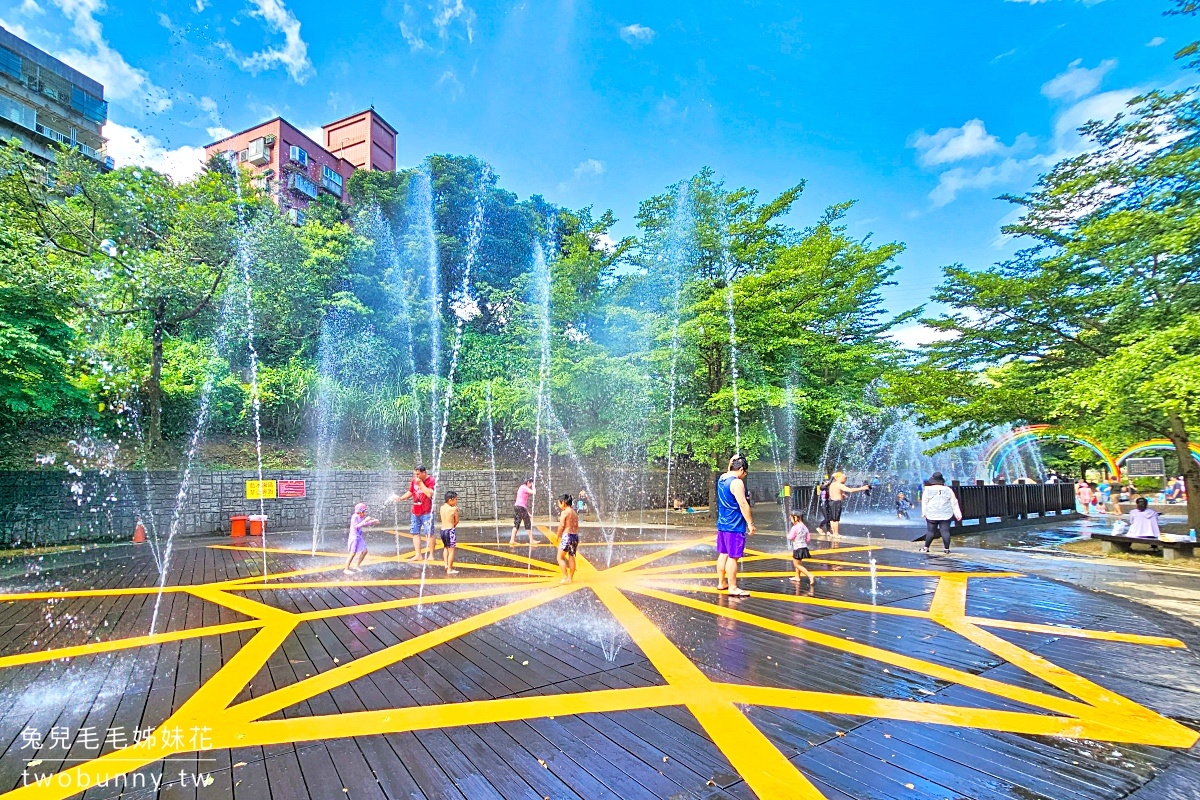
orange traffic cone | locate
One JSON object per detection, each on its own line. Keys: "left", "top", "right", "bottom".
{"left": 133, "top": 521, "right": 146, "bottom": 544}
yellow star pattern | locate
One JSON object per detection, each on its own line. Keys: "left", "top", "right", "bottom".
{"left": 0, "top": 526, "right": 1195, "bottom": 800}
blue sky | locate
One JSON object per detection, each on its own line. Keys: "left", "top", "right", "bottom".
{"left": 0, "top": 0, "right": 1193, "bottom": 342}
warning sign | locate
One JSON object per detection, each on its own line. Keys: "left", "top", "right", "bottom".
{"left": 277, "top": 479, "right": 307, "bottom": 498}
{"left": 245, "top": 480, "right": 277, "bottom": 500}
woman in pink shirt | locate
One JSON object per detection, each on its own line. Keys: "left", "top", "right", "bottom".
{"left": 509, "top": 478, "right": 539, "bottom": 545}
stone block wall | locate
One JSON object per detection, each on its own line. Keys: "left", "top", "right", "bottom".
{"left": 0, "top": 462, "right": 716, "bottom": 547}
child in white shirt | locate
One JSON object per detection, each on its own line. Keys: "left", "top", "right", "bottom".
{"left": 787, "top": 513, "right": 815, "bottom": 584}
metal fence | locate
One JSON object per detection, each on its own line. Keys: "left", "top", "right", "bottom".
{"left": 787, "top": 480, "right": 1078, "bottom": 527}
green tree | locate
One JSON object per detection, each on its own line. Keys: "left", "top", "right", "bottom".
{"left": 891, "top": 89, "right": 1200, "bottom": 528}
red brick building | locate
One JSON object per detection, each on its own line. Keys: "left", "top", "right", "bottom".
{"left": 204, "top": 109, "right": 396, "bottom": 222}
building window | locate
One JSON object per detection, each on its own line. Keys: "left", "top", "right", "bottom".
{"left": 288, "top": 145, "right": 308, "bottom": 166}
{"left": 288, "top": 172, "right": 318, "bottom": 199}
{"left": 69, "top": 86, "right": 107, "bottom": 124}
{"left": 0, "top": 47, "right": 20, "bottom": 80}
{"left": 321, "top": 165, "right": 343, "bottom": 196}
{"left": 0, "top": 95, "right": 35, "bottom": 131}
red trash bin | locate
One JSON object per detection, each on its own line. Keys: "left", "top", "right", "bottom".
{"left": 230, "top": 515, "right": 248, "bottom": 538}
{"left": 248, "top": 515, "right": 267, "bottom": 536}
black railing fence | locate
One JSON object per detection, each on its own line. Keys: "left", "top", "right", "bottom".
{"left": 788, "top": 480, "right": 1078, "bottom": 528}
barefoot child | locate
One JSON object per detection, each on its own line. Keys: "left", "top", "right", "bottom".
{"left": 345, "top": 503, "right": 379, "bottom": 575}
{"left": 439, "top": 491, "right": 460, "bottom": 575}
{"left": 556, "top": 493, "right": 580, "bottom": 583}
{"left": 787, "top": 513, "right": 814, "bottom": 584}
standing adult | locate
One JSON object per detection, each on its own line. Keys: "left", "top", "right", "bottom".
{"left": 920, "top": 471, "right": 962, "bottom": 555}
{"left": 509, "top": 477, "right": 538, "bottom": 545}
{"left": 397, "top": 465, "right": 436, "bottom": 560}
{"left": 715, "top": 455, "right": 756, "bottom": 596}
{"left": 826, "top": 471, "right": 870, "bottom": 538}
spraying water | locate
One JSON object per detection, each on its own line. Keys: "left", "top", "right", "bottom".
{"left": 485, "top": 381, "right": 501, "bottom": 544}
{"left": 724, "top": 285, "right": 742, "bottom": 452}
{"left": 232, "top": 168, "right": 269, "bottom": 578}
{"left": 662, "top": 184, "right": 690, "bottom": 529}
{"left": 310, "top": 313, "right": 343, "bottom": 555}
{"left": 411, "top": 168, "right": 443, "bottom": 463}
{"left": 530, "top": 240, "right": 552, "bottom": 537}
{"left": 432, "top": 165, "right": 489, "bottom": 481}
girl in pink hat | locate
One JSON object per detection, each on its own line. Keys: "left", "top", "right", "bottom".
{"left": 345, "top": 502, "right": 379, "bottom": 575}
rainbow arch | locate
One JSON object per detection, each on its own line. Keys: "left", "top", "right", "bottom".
{"left": 984, "top": 425, "right": 1119, "bottom": 480}
{"left": 1114, "top": 439, "right": 1200, "bottom": 470}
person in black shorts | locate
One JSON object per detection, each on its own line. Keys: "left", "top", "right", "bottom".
{"left": 556, "top": 493, "right": 580, "bottom": 583}
{"left": 509, "top": 478, "right": 537, "bottom": 545}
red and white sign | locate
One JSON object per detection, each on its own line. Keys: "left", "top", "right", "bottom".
{"left": 277, "top": 480, "right": 307, "bottom": 498}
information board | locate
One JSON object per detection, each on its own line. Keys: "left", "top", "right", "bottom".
{"left": 1125, "top": 457, "right": 1166, "bottom": 477}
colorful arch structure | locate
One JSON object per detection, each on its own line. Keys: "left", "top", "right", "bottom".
{"left": 1115, "top": 439, "right": 1200, "bottom": 470}
{"left": 983, "top": 425, "right": 1119, "bottom": 480}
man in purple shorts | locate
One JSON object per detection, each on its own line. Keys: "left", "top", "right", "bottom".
{"left": 715, "top": 454, "right": 756, "bottom": 596}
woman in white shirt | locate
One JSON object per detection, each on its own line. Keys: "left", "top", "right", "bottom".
{"left": 920, "top": 471, "right": 963, "bottom": 554}
{"left": 1127, "top": 497, "right": 1161, "bottom": 538}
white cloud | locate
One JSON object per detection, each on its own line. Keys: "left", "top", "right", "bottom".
{"left": 929, "top": 158, "right": 1031, "bottom": 207}
{"left": 436, "top": 69, "right": 464, "bottom": 99}
{"left": 1041, "top": 58, "right": 1117, "bottom": 100}
{"left": 298, "top": 124, "right": 326, "bottom": 146}
{"left": 224, "top": 0, "right": 313, "bottom": 84}
{"left": 573, "top": 158, "right": 604, "bottom": 177}
{"left": 20, "top": 0, "right": 43, "bottom": 15}
{"left": 889, "top": 323, "right": 959, "bottom": 351}
{"left": 909, "top": 119, "right": 1035, "bottom": 171}
{"left": 103, "top": 122, "right": 206, "bottom": 182}
{"left": 911, "top": 119, "right": 1008, "bottom": 166}
{"left": 400, "top": 21, "right": 428, "bottom": 51}
{"left": 620, "top": 23, "right": 655, "bottom": 45}
{"left": 0, "top": 16, "right": 30, "bottom": 38}
{"left": 47, "top": 0, "right": 172, "bottom": 112}
{"left": 206, "top": 126, "right": 233, "bottom": 140}
{"left": 1049, "top": 87, "right": 1139, "bottom": 157}
{"left": 193, "top": 0, "right": 207, "bottom": 10}
{"left": 1147, "top": 36, "right": 1166, "bottom": 48}
{"left": 433, "top": 0, "right": 475, "bottom": 43}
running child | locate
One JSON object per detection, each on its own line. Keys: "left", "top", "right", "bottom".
{"left": 786, "top": 512, "right": 814, "bottom": 584}
{"left": 556, "top": 493, "right": 580, "bottom": 584}
{"left": 439, "top": 491, "right": 460, "bottom": 575}
{"left": 895, "top": 491, "right": 912, "bottom": 519}
{"left": 510, "top": 478, "right": 538, "bottom": 545}
{"left": 344, "top": 502, "right": 380, "bottom": 575}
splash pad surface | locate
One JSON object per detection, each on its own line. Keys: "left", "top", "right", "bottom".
{"left": 0, "top": 523, "right": 1196, "bottom": 799}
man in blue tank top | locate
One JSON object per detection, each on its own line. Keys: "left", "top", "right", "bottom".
{"left": 716, "top": 454, "right": 756, "bottom": 596}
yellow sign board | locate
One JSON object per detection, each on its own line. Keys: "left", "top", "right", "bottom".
{"left": 246, "top": 480, "right": 277, "bottom": 500}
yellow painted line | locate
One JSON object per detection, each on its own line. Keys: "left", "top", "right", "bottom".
{"left": 636, "top": 580, "right": 932, "bottom": 618}
{"left": 928, "top": 577, "right": 1198, "bottom": 746}
{"left": 209, "top": 544, "right": 347, "bottom": 558}
{"left": 455, "top": 543, "right": 560, "bottom": 573}
{"left": 966, "top": 617, "right": 1187, "bottom": 648}
{"left": 227, "top": 576, "right": 546, "bottom": 591}
{"left": 633, "top": 553, "right": 777, "bottom": 576}
{"left": 173, "top": 617, "right": 299, "bottom": 717}
{"left": 295, "top": 582, "right": 550, "bottom": 622}
{"left": 608, "top": 536, "right": 715, "bottom": 574}
{"left": 186, "top": 585, "right": 292, "bottom": 622}
{"left": 718, "top": 684, "right": 1156, "bottom": 742}
{"left": 0, "top": 620, "right": 262, "bottom": 669}
{"left": 231, "top": 685, "right": 685, "bottom": 747}
{"left": 0, "top": 586, "right": 188, "bottom": 601}
{"left": 227, "top": 583, "right": 578, "bottom": 723}
{"left": 590, "top": 581, "right": 824, "bottom": 798}
{"left": 630, "top": 584, "right": 1097, "bottom": 719}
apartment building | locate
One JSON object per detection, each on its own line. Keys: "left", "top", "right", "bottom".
{"left": 205, "top": 109, "right": 396, "bottom": 223}
{"left": 0, "top": 25, "right": 111, "bottom": 169}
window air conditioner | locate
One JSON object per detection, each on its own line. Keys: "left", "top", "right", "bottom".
{"left": 247, "top": 137, "right": 270, "bottom": 166}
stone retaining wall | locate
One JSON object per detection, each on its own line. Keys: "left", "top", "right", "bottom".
{"left": 0, "top": 464, "right": 716, "bottom": 547}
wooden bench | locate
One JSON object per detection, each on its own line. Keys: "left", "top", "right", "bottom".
{"left": 1092, "top": 533, "right": 1196, "bottom": 561}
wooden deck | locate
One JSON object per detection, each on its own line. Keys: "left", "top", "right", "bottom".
{"left": 0, "top": 523, "right": 1197, "bottom": 799}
